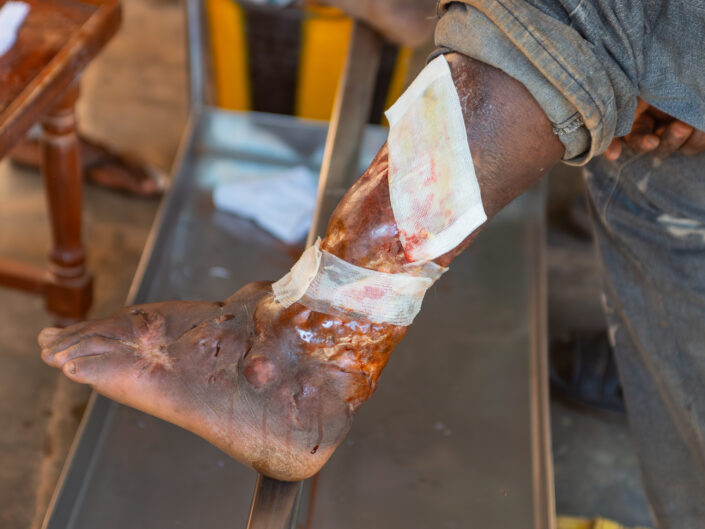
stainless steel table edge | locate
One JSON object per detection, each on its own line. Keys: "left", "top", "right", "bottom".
{"left": 527, "top": 183, "right": 556, "bottom": 529}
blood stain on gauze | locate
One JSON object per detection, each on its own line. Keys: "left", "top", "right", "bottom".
{"left": 385, "top": 55, "right": 486, "bottom": 263}
{"left": 272, "top": 240, "right": 446, "bottom": 327}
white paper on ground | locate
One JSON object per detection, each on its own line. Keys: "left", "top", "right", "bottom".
{"left": 205, "top": 115, "right": 300, "bottom": 164}
{"left": 385, "top": 55, "right": 487, "bottom": 263}
{"left": 213, "top": 165, "right": 317, "bottom": 244}
{"left": 0, "top": 2, "right": 29, "bottom": 58}
{"left": 272, "top": 239, "right": 447, "bottom": 326}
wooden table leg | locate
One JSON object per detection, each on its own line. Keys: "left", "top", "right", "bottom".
{"left": 41, "top": 83, "right": 93, "bottom": 325}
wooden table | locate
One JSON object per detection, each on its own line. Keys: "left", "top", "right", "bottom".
{"left": 0, "top": 0, "right": 121, "bottom": 323}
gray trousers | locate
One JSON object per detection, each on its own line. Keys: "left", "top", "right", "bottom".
{"left": 585, "top": 151, "right": 705, "bottom": 529}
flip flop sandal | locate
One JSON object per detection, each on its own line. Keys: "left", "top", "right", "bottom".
{"left": 9, "top": 136, "right": 166, "bottom": 197}
{"left": 82, "top": 143, "right": 167, "bottom": 197}
{"left": 550, "top": 329, "right": 626, "bottom": 414}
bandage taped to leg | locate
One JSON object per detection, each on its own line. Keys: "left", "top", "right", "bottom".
{"left": 273, "top": 56, "right": 480, "bottom": 325}
{"left": 386, "top": 55, "right": 486, "bottom": 262}
{"left": 272, "top": 240, "right": 446, "bottom": 326}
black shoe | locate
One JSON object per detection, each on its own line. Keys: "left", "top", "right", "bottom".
{"left": 550, "top": 330, "right": 626, "bottom": 414}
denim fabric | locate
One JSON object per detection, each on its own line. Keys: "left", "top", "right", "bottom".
{"left": 434, "top": 3, "right": 705, "bottom": 525}
{"left": 433, "top": 6, "right": 592, "bottom": 163}
{"left": 436, "top": 0, "right": 705, "bottom": 165}
{"left": 585, "top": 151, "right": 705, "bottom": 529}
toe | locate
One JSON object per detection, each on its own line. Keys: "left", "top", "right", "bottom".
{"left": 63, "top": 353, "right": 119, "bottom": 385}
{"left": 39, "top": 320, "right": 94, "bottom": 356}
{"left": 38, "top": 327, "right": 62, "bottom": 348}
{"left": 47, "top": 336, "right": 131, "bottom": 368}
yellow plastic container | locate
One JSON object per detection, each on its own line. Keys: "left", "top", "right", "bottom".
{"left": 204, "top": 0, "right": 412, "bottom": 122}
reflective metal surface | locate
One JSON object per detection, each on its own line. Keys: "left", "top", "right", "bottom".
{"left": 249, "top": 20, "right": 383, "bottom": 529}
{"left": 41, "top": 108, "right": 554, "bottom": 529}
{"left": 306, "top": 21, "right": 383, "bottom": 245}
{"left": 186, "top": 0, "right": 206, "bottom": 108}
{"left": 246, "top": 475, "right": 301, "bottom": 529}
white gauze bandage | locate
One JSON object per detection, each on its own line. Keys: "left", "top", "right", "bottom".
{"left": 272, "top": 240, "right": 446, "bottom": 327}
{"left": 385, "top": 55, "right": 486, "bottom": 263}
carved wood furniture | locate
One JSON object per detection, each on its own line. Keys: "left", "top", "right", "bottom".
{"left": 0, "top": 0, "right": 121, "bottom": 323}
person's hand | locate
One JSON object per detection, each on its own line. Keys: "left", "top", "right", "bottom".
{"left": 604, "top": 98, "right": 705, "bottom": 160}
{"left": 315, "top": 0, "right": 437, "bottom": 47}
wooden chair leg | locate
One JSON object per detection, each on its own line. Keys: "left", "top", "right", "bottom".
{"left": 41, "top": 83, "right": 93, "bottom": 324}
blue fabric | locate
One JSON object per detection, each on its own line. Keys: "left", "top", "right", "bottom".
{"left": 585, "top": 150, "right": 705, "bottom": 529}
{"left": 436, "top": 2, "right": 705, "bottom": 526}
{"left": 436, "top": 0, "right": 705, "bottom": 165}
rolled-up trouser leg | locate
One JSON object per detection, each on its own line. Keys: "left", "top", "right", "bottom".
{"left": 584, "top": 151, "right": 705, "bottom": 529}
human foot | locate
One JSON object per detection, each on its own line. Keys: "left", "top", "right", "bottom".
{"left": 39, "top": 282, "right": 405, "bottom": 481}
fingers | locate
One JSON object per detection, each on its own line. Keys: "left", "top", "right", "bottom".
{"left": 605, "top": 99, "right": 705, "bottom": 160}
{"left": 653, "top": 120, "right": 693, "bottom": 156}
{"left": 624, "top": 112, "right": 660, "bottom": 153}
{"left": 680, "top": 128, "right": 705, "bottom": 155}
{"left": 43, "top": 335, "right": 132, "bottom": 368}
{"left": 604, "top": 138, "right": 623, "bottom": 161}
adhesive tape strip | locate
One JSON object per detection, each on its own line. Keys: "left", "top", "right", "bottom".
{"left": 385, "top": 55, "right": 486, "bottom": 263}
{"left": 272, "top": 240, "right": 446, "bottom": 326}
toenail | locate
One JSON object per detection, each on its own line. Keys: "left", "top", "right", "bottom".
{"left": 66, "top": 361, "right": 77, "bottom": 375}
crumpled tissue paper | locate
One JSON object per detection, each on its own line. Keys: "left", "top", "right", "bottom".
{"left": 213, "top": 165, "right": 317, "bottom": 244}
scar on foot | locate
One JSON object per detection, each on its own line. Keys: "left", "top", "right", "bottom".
{"left": 125, "top": 311, "right": 173, "bottom": 370}
{"left": 216, "top": 313, "right": 235, "bottom": 324}
{"left": 198, "top": 336, "right": 223, "bottom": 358}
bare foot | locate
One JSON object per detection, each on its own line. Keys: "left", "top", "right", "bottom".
{"left": 39, "top": 282, "right": 404, "bottom": 481}
{"left": 40, "top": 147, "right": 410, "bottom": 481}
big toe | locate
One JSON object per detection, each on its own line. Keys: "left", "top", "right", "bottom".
{"left": 63, "top": 352, "right": 124, "bottom": 385}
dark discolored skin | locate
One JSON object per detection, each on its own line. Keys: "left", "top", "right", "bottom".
{"left": 39, "top": 53, "right": 564, "bottom": 481}
{"left": 38, "top": 149, "right": 408, "bottom": 482}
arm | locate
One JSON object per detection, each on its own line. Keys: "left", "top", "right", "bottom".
{"left": 604, "top": 98, "right": 705, "bottom": 160}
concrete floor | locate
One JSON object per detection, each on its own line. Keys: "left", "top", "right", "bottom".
{"left": 0, "top": 1, "right": 653, "bottom": 527}
{"left": 0, "top": 1, "right": 186, "bottom": 528}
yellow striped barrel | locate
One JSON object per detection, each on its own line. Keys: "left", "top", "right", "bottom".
{"left": 204, "top": 0, "right": 413, "bottom": 123}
